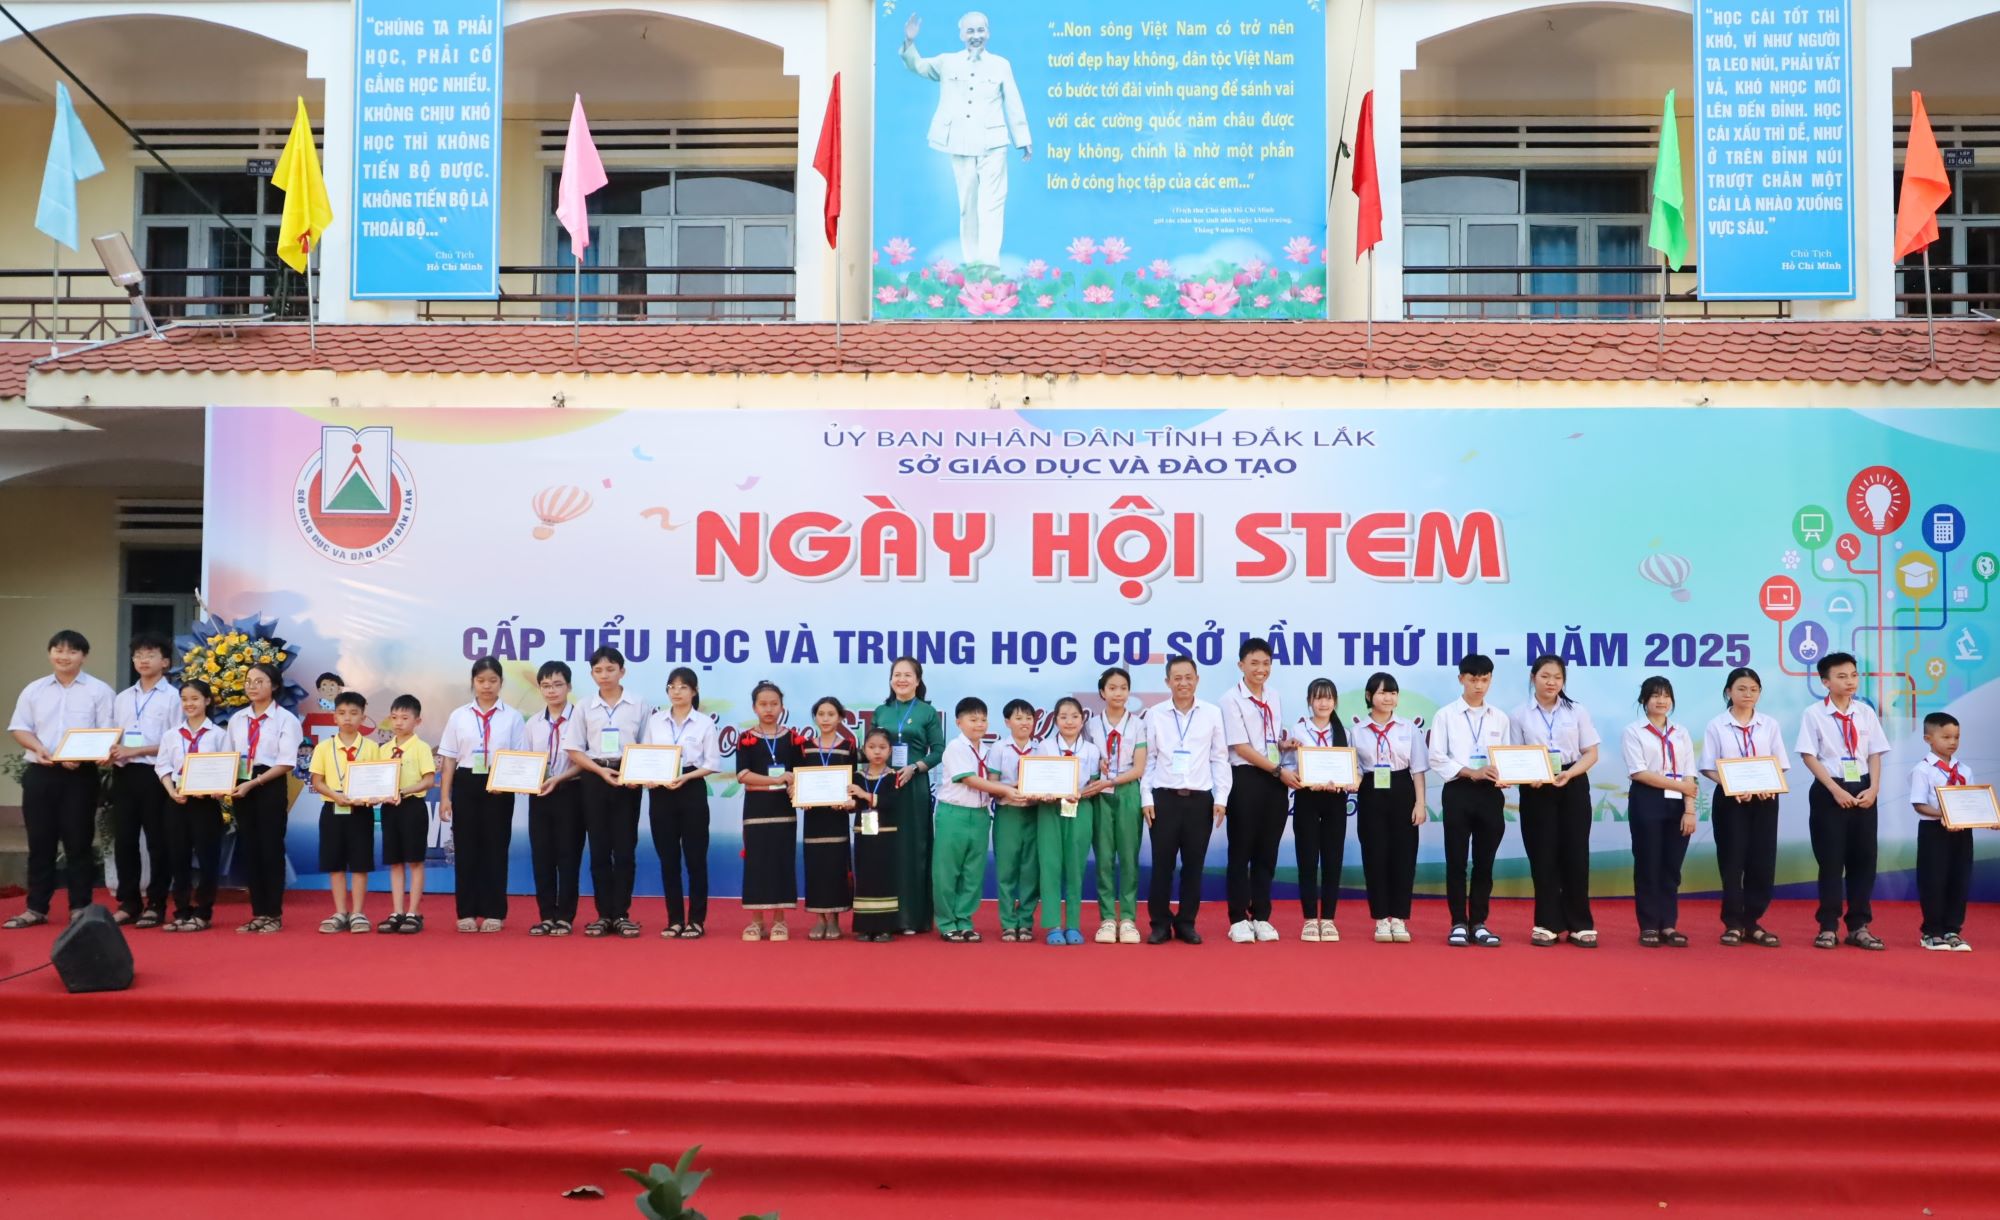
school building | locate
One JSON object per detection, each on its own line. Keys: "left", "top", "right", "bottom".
{"left": 2, "top": 0, "right": 1996, "bottom": 828}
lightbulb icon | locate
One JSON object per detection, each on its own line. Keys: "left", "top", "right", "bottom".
{"left": 1863, "top": 483, "right": 1892, "bottom": 531}
{"left": 1846, "top": 466, "right": 1909, "bottom": 537}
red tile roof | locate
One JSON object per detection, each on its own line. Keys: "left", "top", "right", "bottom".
{"left": 0, "top": 341, "right": 77, "bottom": 398}
{"left": 24, "top": 319, "right": 2000, "bottom": 383}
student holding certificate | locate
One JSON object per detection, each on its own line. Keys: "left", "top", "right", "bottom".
{"left": 1034, "top": 698, "right": 1102, "bottom": 946}
{"left": 1281, "top": 677, "right": 1350, "bottom": 943}
{"left": 307, "top": 691, "right": 382, "bottom": 934}
{"left": 565, "top": 646, "right": 651, "bottom": 939}
{"left": 4, "top": 629, "right": 115, "bottom": 930}
{"left": 153, "top": 679, "right": 225, "bottom": 931}
{"left": 226, "top": 662, "right": 304, "bottom": 934}
{"left": 872, "top": 657, "right": 944, "bottom": 936}
{"left": 1509, "top": 656, "right": 1604, "bottom": 948}
{"left": 1353, "top": 673, "right": 1427, "bottom": 944}
{"left": 438, "top": 657, "right": 526, "bottom": 935}
{"left": 1909, "top": 713, "right": 1976, "bottom": 952}
{"left": 642, "top": 668, "right": 719, "bottom": 940}
{"left": 736, "top": 681, "right": 803, "bottom": 942}
{"left": 109, "top": 634, "right": 178, "bottom": 928}
{"left": 1794, "top": 652, "right": 1891, "bottom": 951}
{"left": 850, "top": 727, "right": 903, "bottom": 941}
{"left": 524, "top": 663, "right": 583, "bottom": 938}
{"left": 1621, "top": 676, "right": 1698, "bottom": 948}
{"left": 379, "top": 695, "right": 438, "bottom": 935}
{"left": 800, "top": 696, "right": 857, "bottom": 940}
{"left": 988, "top": 699, "right": 1044, "bottom": 942}
{"left": 1699, "top": 667, "right": 1789, "bottom": 948}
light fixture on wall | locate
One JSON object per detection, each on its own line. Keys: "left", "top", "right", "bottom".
{"left": 92, "top": 231, "right": 162, "bottom": 339}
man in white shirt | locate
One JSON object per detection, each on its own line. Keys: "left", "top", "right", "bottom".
{"left": 6, "top": 629, "right": 117, "bottom": 927}
{"left": 900, "top": 10, "right": 1033, "bottom": 265}
{"left": 109, "top": 634, "right": 178, "bottom": 927}
{"left": 1220, "top": 638, "right": 1288, "bottom": 943}
{"left": 1140, "top": 655, "right": 1231, "bottom": 944}
{"left": 1428, "top": 654, "right": 1513, "bottom": 947}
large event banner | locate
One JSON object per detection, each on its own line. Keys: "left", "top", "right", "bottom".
{"left": 205, "top": 407, "right": 1998, "bottom": 902}
{"left": 351, "top": 0, "right": 503, "bottom": 299}
{"left": 871, "top": 2, "right": 1328, "bottom": 320}
{"left": 1692, "top": 0, "right": 1855, "bottom": 299}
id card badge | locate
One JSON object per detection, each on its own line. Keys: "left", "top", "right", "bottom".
{"left": 598, "top": 728, "right": 621, "bottom": 757}
{"left": 1264, "top": 743, "right": 1281, "bottom": 767}
{"left": 1470, "top": 751, "right": 1487, "bottom": 769}
{"left": 1170, "top": 749, "right": 1193, "bottom": 777}
{"left": 860, "top": 809, "right": 879, "bottom": 836}
{"left": 1370, "top": 763, "right": 1389, "bottom": 790}
{"left": 122, "top": 729, "right": 147, "bottom": 750}
{"left": 891, "top": 743, "right": 910, "bottom": 768}
{"left": 1841, "top": 758, "right": 1862, "bottom": 783}
{"left": 1060, "top": 797, "right": 1079, "bottom": 819}
{"left": 1663, "top": 777, "right": 1683, "bottom": 802}
{"left": 237, "top": 755, "right": 252, "bottom": 781}
{"left": 1549, "top": 750, "right": 1564, "bottom": 774}
{"left": 471, "top": 751, "right": 488, "bottom": 776}
{"left": 770, "top": 764, "right": 787, "bottom": 778}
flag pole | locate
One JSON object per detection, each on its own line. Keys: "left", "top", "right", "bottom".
{"left": 50, "top": 238, "right": 60, "bottom": 356}
{"left": 573, "top": 252, "right": 582, "bottom": 355}
{"left": 834, "top": 232, "right": 843, "bottom": 358}
{"left": 306, "top": 235, "right": 318, "bottom": 355}
{"left": 1658, "top": 252, "right": 1668, "bottom": 365}
{"left": 1365, "top": 248, "right": 1374, "bottom": 354}
{"left": 1921, "top": 245, "right": 1937, "bottom": 367}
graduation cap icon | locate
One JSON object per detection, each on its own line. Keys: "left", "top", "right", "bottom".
{"left": 1897, "top": 554, "right": 1938, "bottom": 595}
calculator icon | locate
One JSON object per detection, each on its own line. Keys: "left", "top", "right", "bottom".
{"left": 1932, "top": 512, "right": 1957, "bottom": 546}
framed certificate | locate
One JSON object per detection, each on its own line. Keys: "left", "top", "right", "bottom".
{"left": 344, "top": 760, "right": 400, "bottom": 803}
{"left": 794, "top": 764, "right": 854, "bottom": 807}
{"left": 486, "top": 749, "right": 547, "bottom": 794}
{"left": 1296, "top": 746, "right": 1359, "bottom": 789}
{"left": 618, "top": 744, "right": 683, "bottom": 786}
{"left": 1716, "top": 755, "right": 1789, "bottom": 797}
{"left": 180, "top": 752, "right": 241, "bottom": 796}
{"left": 52, "top": 727, "right": 120, "bottom": 763}
{"left": 1490, "top": 745, "right": 1556, "bottom": 785}
{"left": 1018, "top": 755, "right": 1081, "bottom": 799}
{"left": 1939, "top": 785, "right": 2000, "bottom": 831}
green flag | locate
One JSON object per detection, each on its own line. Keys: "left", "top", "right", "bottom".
{"left": 1648, "top": 90, "right": 1688, "bottom": 270}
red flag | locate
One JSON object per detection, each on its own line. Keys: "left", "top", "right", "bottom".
{"left": 1894, "top": 92, "right": 1951, "bottom": 260}
{"left": 811, "top": 74, "right": 841, "bottom": 249}
{"left": 1352, "top": 90, "right": 1382, "bottom": 259}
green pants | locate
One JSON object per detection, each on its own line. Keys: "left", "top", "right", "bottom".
{"left": 993, "top": 805, "right": 1040, "bottom": 931}
{"left": 931, "top": 802, "right": 990, "bottom": 934}
{"left": 1036, "top": 800, "right": 1096, "bottom": 932}
{"left": 1092, "top": 781, "right": 1144, "bottom": 923}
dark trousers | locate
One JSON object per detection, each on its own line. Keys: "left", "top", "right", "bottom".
{"left": 166, "top": 796, "right": 223, "bottom": 921}
{"left": 234, "top": 769, "right": 290, "bottom": 918}
{"left": 1147, "top": 789, "right": 1214, "bottom": 936}
{"left": 450, "top": 773, "right": 513, "bottom": 921}
{"left": 22, "top": 763, "right": 98, "bottom": 915}
{"left": 649, "top": 779, "right": 711, "bottom": 926}
{"left": 581, "top": 773, "right": 641, "bottom": 921}
{"left": 1628, "top": 784, "right": 1691, "bottom": 931}
{"left": 1808, "top": 780, "right": 1876, "bottom": 933}
{"left": 1224, "top": 767, "right": 1288, "bottom": 923}
{"left": 1518, "top": 776, "right": 1594, "bottom": 933}
{"left": 1711, "top": 793, "right": 1779, "bottom": 931}
{"left": 1441, "top": 778, "right": 1505, "bottom": 927}
{"left": 1916, "top": 818, "right": 1972, "bottom": 938}
{"left": 112, "top": 763, "right": 170, "bottom": 914}
{"left": 1292, "top": 788, "right": 1347, "bottom": 919}
{"left": 1355, "top": 771, "right": 1418, "bottom": 920}
{"left": 527, "top": 781, "right": 584, "bottom": 924}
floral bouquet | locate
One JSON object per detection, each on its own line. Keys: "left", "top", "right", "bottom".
{"left": 173, "top": 613, "right": 308, "bottom": 721}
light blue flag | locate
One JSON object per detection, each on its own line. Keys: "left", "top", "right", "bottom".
{"left": 36, "top": 82, "right": 105, "bottom": 250}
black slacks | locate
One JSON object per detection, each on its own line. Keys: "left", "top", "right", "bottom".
{"left": 1807, "top": 779, "right": 1875, "bottom": 933}
{"left": 1441, "top": 778, "right": 1505, "bottom": 927}
{"left": 22, "top": 762, "right": 98, "bottom": 915}
{"left": 1355, "top": 770, "right": 1418, "bottom": 920}
{"left": 1224, "top": 767, "right": 1288, "bottom": 923}
{"left": 528, "top": 781, "right": 584, "bottom": 924}
{"left": 112, "top": 763, "right": 170, "bottom": 914}
{"left": 1147, "top": 789, "right": 1214, "bottom": 936}
{"left": 581, "top": 772, "right": 642, "bottom": 922}
{"left": 649, "top": 779, "right": 712, "bottom": 927}
{"left": 1517, "top": 775, "right": 1594, "bottom": 934}
{"left": 1710, "top": 792, "right": 1778, "bottom": 931}
{"left": 1916, "top": 817, "right": 1972, "bottom": 938}
{"left": 450, "top": 771, "right": 514, "bottom": 921}
{"left": 166, "top": 796, "right": 223, "bottom": 921}
{"left": 233, "top": 768, "right": 290, "bottom": 918}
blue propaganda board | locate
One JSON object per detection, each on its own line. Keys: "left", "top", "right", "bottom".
{"left": 872, "top": 1, "right": 1328, "bottom": 320}
{"left": 351, "top": 0, "right": 503, "bottom": 299}
{"left": 1692, "top": 0, "right": 1854, "bottom": 300}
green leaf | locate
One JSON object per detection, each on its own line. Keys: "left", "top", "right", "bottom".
{"left": 651, "top": 1163, "right": 673, "bottom": 1180}
{"left": 674, "top": 1147, "right": 704, "bottom": 1177}
{"left": 741, "top": 1212, "right": 781, "bottom": 1219}
{"left": 678, "top": 1169, "right": 710, "bottom": 1200}
{"left": 649, "top": 1180, "right": 685, "bottom": 1217}
{"left": 623, "top": 1169, "right": 660, "bottom": 1189}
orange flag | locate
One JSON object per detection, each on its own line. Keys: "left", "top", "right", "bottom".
{"left": 1894, "top": 92, "right": 1951, "bottom": 260}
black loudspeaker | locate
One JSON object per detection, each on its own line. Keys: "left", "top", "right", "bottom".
{"left": 49, "top": 904, "right": 135, "bottom": 994}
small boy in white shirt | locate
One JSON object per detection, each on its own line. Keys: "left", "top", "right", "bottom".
{"left": 1909, "top": 712, "right": 1976, "bottom": 952}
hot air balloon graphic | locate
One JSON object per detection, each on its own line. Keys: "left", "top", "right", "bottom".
{"left": 531, "top": 485, "right": 592, "bottom": 540}
{"left": 1639, "top": 551, "right": 1692, "bottom": 602}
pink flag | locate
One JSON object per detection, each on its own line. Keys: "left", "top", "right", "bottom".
{"left": 555, "top": 93, "right": 607, "bottom": 261}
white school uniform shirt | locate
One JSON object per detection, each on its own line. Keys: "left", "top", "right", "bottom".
{"left": 645, "top": 706, "right": 719, "bottom": 772}
{"left": 111, "top": 678, "right": 179, "bottom": 765}
{"left": 8, "top": 671, "right": 116, "bottom": 753}
{"left": 1086, "top": 708, "right": 1147, "bottom": 779}
{"left": 224, "top": 703, "right": 304, "bottom": 769}
{"left": 1220, "top": 682, "right": 1284, "bottom": 767}
{"left": 1700, "top": 711, "right": 1791, "bottom": 777}
{"left": 1509, "top": 698, "right": 1602, "bottom": 768}
{"left": 436, "top": 700, "right": 525, "bottom": 761}
{"left": 1352, "top": 716, "right": 1427, "bottom": 772}
{"left": 1621, "top": 718, "right": 1695, "bottom": 778}
{"left": 524, "top": 703, "right": 579, "bottom": 781}
{"left": 1794, "top": 698, "right": 1891, "bottom": 766}
{"left": 1428, "top": 698, "right": 1513, "bottom": 783}
{"left": 1281, "top": 716, "right": 1345, "bottom": 771}
{"left": 1908, "top": 753, "right": 1974, "bottom": 817}
{"left": 1138, "top": 698, "right": 1232, "bottom": 807}
{"left": 938, "top": 734, "right": 991, "bottom": 808}
{"left": 571, "top": 689, "right": 650, "bottom": 762}
{"left": 154, "top": 718, "right": 219, "bottom": 783}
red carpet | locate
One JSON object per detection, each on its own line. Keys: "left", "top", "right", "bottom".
{"left": 3, "top": 891, "right": 1998, "bottom": 1219}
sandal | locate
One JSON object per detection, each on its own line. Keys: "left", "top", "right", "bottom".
{"left": 1813, "top": 930, "right": 1839, "bottom": 950}
{"left": 1662, "top": 929, "right": 1689, "bottom": 948}
{"left": 1530, "top": 927, "right": 1558, "bottom": 947}
{"left": 807, "top": 924, "right": 826, "bottom": 941}
{"left": 1570, "top": 930, "right": 1598, "bottom": 948}
{"left": 320, "top": 914, "right": 351, "bottom": 934}
{"left": 1746, "top": 927, "right": 1781, "bottom": 948}
{"left": 456, "top": 917, "right": 478, "bottom": 933}
{"left": 825, "top": 926, "right": 843, "bottom": 941}
{"left": 742, "top": 923, "right": 765, "bottom": 942}
{"left": 135, "top": 910, "right": 164, "bottom": 930}
{"left": 1472, "top": 925, "right": 1503, "bottom": 948}
{"left": 479, "top": 918, "right": 504, "bottom": 933}
{"left": 113, "top": 909, "right": 135, "bottom": 926}
{"left": 236, "top": 917, "right": 265, "bottom": 934}
{"left": 379, "top": 914, "right": 406, "bottom": 934}
{"left": 665, "top": 924, "right": 685, "bottom": 940}
{"left": 550, "top": 920, "right": 572, "bottom": 937}
{"left": 348, "top": 913, "right": 372, "bottom": 934}
{"left": 1845, "top": 927, "right": 1885, "bottom": 951}
{"left": 585, "top": 919, "right": 611, "bottom": 938}
{"left": 4, "top": 910, "right": 50, "bottom": 930}
{"left": 182, "top": 916, "right": 210, "bottom": 932}
{"left": 679, "top": 924, "right": 703, "bottom": 939}
{"left": 615, "top": 918, "right": 640, "bottom": 938}
{"left": 768, "top": 921, "right": 789, "bottom": 942}
{"left": 529, "top": 920, "right": 552, "bottom": 937}
{"left": 399, "top": 914, "right": 424, "bottom": 934}
{"left": 161, "top": 918, "right": 185, "bottom": 933}
{"left": 1639, "top": 929, "right": 1662, "bottom": 947}
{"left": 1719, "top": 928, "right": 1744, "bottom": 946}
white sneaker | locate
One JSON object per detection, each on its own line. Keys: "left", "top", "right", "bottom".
{"left": 1095, "top": 919, "right": 1117, "bottom": 944}
{"left": 1950, "top": 935, "right": 1973, "bottom": 953}
{"left": 1320, "top": 919, "right": 1339, "bottom": 943}
{"left": 1228, "top": 920, "right": 1256, "bottom": 943}
{"left": 1922, "top": 935, "right": 1952, "bottom": 951}
{"left": 1390, "top": 918, "right": 1412, "bottom": 943}
{"left": 1118, "top": 919, "right": 1141, "bottom": 944}
{"left": 1301, "top": 919, "right": 1321, "bottom": 942}
{"left": 1252, "top": 920, "right": 1280, "bottom": 942}
{"left": 1374, "top": 918, "right": 1393, "bottom": 943}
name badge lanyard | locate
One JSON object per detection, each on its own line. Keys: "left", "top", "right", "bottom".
{"left": 129, "top": 686, "right": 164, "bottom": 743}
{"left": 1465, "top": 708, "right": 1491, "bottom": 767}
{"left": 1537, "top": 704, "right": 1564, "bottom": 765}
{"left": 331, "top": 742, "right": 359, "bottom": 791}
{"left": 817, "top": 734, "right": 844, "bottom": 767}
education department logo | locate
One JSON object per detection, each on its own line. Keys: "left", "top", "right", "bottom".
{"left": 293, "top": 426, "right": 417, "bottom": 564}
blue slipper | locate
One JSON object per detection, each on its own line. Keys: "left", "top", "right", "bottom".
{"left": 1063, "top": 928, "right": 1085, "bottom": 945}
{"left": 1046, "top": 929, "right": 1066, "bottom": 945}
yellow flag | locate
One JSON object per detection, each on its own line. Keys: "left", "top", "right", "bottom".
{"left": 272, "top": 97, "right": 332, "bottom": 273}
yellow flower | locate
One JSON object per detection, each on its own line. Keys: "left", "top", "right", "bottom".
{"left": 277, "top": 652, "right": 289, "bottom": 661}
{"left": 204, "top": 660, "right": 219, "bottom": 673}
